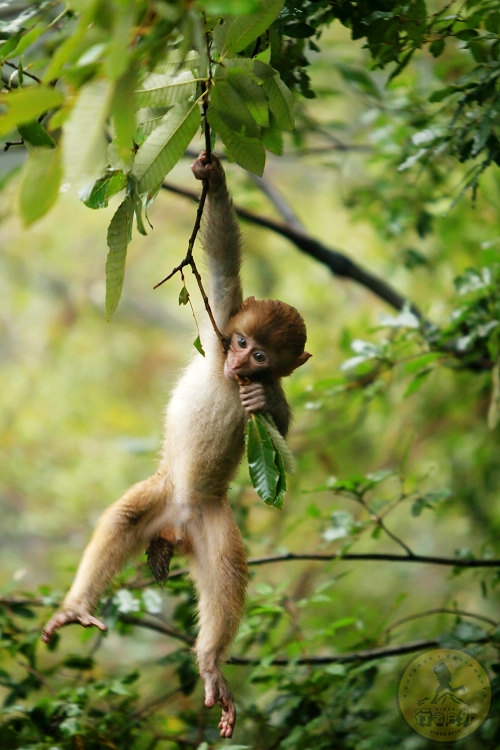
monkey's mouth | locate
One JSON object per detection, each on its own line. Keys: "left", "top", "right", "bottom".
{"left": 223, "top": 359, "right": 255, "bottom": 382}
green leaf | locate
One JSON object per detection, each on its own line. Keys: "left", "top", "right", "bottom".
{"left": 261, "top": 72, "right": 294, "bottom": 131}
{"left": 18, "top": 146, "right": 62, "bottom": 226}
{"left": 245, "top": 413, "right": 287, "bottom": 509}
{"left": 179, "top": 286, "right": 190, "bottom": 305}
{"left": 403, "top": 367, "right": 432, "bottom": 397}
{"left": 62, "top": 78, "right": 114, "bottom": 184}
{"left": 207, "top": 107, "right": 265, "bottom": 175}
{"left": 111, "top": 66, "right": 138, "bottom": 164}
{"left": 225, "top": 68, "right": 270, "bottom": 128}
{"left": 105, "top": 196, "right": 134, "bottom": 319}
{"left": 210, "top": 78, "right": 260, "bottom": 137}
{"left": 213, "top": 0, "right": 284, "bottom": 56}
{"left": 133, "top": 100, "right": 199, "bottom": 194}
{"left": 0, "top": 85, "right": 64, "bottom": 136}
{"left": 1, "top": 24, "right": 45, "bottom": 60}
{"left": 400, "top": 352, "right": 441, "bottom": 375}
{"left": 136, "top": 52, "right": 199, "bottom": 108}
{"left": 18, "top": 120, "right": 55, "bottom": 148}
{"left": 337, "top": 63, "right": 381, "bottom": 99}
{"left": 193, "top": 336, "right": 205, "bottom": 356}
{"left": 84, "top": 171, "right": 127, "bottom": 209}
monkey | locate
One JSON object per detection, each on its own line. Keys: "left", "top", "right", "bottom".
{"left": 41, "top": 151, "right": 311, "bottom": 739}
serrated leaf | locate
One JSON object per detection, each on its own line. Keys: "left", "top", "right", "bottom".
{"left": 133, "top": 100, "right": 199, "bottom": 194}
{"left": 213, "top": 0, "right": 284, "bottom": 56}
{"left": 225, "top": 68, "right": 269, "bottom": 128}
{"left": 136, "top": 68, "right": 197, "bottom": 109}
{"left": 261, "top": 73, "right": 294, "bottom": 131}
{"left": 207, "top": 107, "right": 265, "bottom": 175}
{"left": 262, "top": 116, "right": 283, "bottom": 154}
{"left": 211, "top": 79, "right": 260, "bottom": 137}
{"left": 246, "top": 414, "right": 279, "bottom": 504}
{"left": 84, "top": 171, "right": 127, "bottom": 209}
{"left": 105, "top": 197, "right": 134, "bottom": 319}
{"left": 19, "top": 146, "right": 62, "bottom": 226}
{"left": 0, "top": 85, "right": 64, "bottom": 136}
{"left": 245, "top": 413, "right": 287, "bottom": 508}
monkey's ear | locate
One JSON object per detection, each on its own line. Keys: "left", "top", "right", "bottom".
{"left": 242, "top": 295, "right": 256, "bottom": 308}
{"left": 295, "top": 351, "right": 312, "bottom": 369}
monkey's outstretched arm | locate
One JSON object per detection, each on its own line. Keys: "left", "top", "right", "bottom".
{"left": 191, "top": 152, "right": 243, "bottom": 331}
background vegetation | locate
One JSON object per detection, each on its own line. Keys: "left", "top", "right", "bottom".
{"left": 2, "top": 1, "right": 500, "bottom": 747}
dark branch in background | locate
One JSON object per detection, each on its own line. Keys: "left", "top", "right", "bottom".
{"left": 162, "top": 181, "right": 426, "bottom": 323}
{"left": 246, "top": 551, "right": 500, "bottom": 568}
{"left": 151, "top": 550, "right": 500, "bottom": 586}
{"left": 3, "top": 597, "right": 495, "bottom": 667}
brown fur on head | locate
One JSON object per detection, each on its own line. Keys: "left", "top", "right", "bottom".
{"left": 224, "top": 297, "right": 311, "bottom": 377}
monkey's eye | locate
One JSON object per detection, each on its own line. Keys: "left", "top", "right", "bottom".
{"left": 253, "top": 351, "right": 267, "bottom": 364}
{"left": 237, "top": 336, "right": 247, "bottom": 348}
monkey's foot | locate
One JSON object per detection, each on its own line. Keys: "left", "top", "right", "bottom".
{"left": 41, "top": 609, "right": 108, "bottom": 643}
{"left": 202, "top": 668, "right": 236, "bottom": 739}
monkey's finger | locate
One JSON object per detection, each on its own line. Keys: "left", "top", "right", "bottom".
{"left": 217, "top": 701, "right": 236, "bottom": 739}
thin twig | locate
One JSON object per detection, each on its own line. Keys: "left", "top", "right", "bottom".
{"left": 384, "top": 607, "right": 498, "bottom": 637}
{"left": 353, "top": 492, "right": 415, "bottom": 557}
{"left": 153, "top": 35, "right": 225, "bottom": 350}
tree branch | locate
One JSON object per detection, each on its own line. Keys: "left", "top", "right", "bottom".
{"left": 246, "top": 551, "right": 500, "bottom": 568}
{"left": 161, "top": 181, "right": 425, "bottom": 322}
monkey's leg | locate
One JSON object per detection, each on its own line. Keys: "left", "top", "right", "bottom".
{"left": 42, "top": 472, "right": 167, "bottom": 643}
{"left": 188, "top": 498, "right": 248, "bottom": 739}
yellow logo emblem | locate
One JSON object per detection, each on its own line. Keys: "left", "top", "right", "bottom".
{"left": 397, "top": 647, "right": 492, "bottom": 743}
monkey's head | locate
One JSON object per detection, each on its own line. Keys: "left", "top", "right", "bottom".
{"left": 223, "top": 297, "right": 311, "bottom": 381}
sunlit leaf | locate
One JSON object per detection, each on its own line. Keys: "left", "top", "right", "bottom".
{"left": 0, "top": 85, "right": 63, "bottom": 136}
{"left": 62, "top": 79, "right": 114, "bottom": 185}
{"left": 213, "top": 0, "right": 284, "bottom": 56}
{"left": 133, "top": 101, "right": 199, "bottom": 194}
{"left": 19, "top": 146, "right": 62, "bottom": 226}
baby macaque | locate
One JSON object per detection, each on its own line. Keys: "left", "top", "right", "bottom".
{"left": 42, "top": 151, "right": 310, "bottom": 739}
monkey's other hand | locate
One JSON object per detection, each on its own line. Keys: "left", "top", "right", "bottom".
{"left": 202, "top": 668, "right": 236, "bottom": 739}
{"left": 191, "top": 150, "right": 223, "bottom": 184}
{"left": 239, "top": 381, "right": 266, "bottom": 416}
{"left": 41, "top": 609, "right": 108, "bottom": 644}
